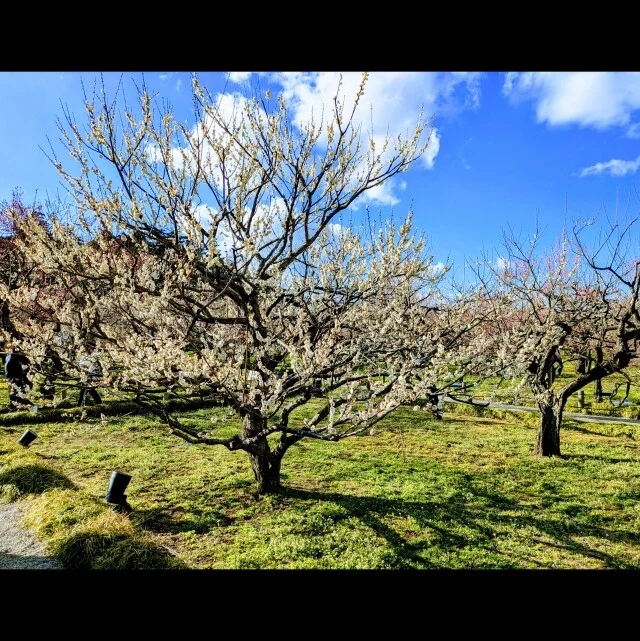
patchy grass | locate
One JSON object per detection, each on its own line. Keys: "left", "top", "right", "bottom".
{"left": 53, "top": 510, "right": 183, "bottom": 570}
{"left": 2, "top": 401, "right": 640, "bottom": 569}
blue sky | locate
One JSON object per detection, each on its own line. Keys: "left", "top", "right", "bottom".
{"left": 2, "top": 71, "right": 640, "bottom": 272}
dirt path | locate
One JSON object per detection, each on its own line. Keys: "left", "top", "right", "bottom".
{"left": 0, "top": 502, "right": 59, "bottom": 569}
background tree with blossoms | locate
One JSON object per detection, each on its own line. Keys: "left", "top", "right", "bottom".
{"left": 477, "top": 220, "right": 640, "bottom": 457}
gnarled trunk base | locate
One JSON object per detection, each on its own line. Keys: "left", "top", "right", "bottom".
{"left": 243, "top": 413, "right": 283, "bottom": 494}
{"left": 248, "top": 452, "right": 282, "bottom": 494}
{"left": 534, "top": 402, "right": 562, "bottom": 456}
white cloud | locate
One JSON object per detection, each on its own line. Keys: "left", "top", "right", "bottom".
{"left": 187, "top": 88, "right": 413, "bottom": 209}
{"left": 448, "top": 72, "right": 482, "bottom": 109}
{"left": 144, "top": 91, "right": 255, "bottom": 180}
{"left": 228, "top": 72, "right": 253, "bottom": 84}
{"left": 147, "top": 73, "right": 481, "bottom": 212}
{"left": 268, "top": 72, "right": 482, "bottom": 204}
{"left": 626, "top": 122, "right": 640, "bottom": 139}
{"left": 495, "top": 256, "right": 509, "bottom": 272}
{"left": 159, "top": 73, "right": 172, "bottom": 81}
{"left": 422, "top": 128, "right": 441, "bottom": 170}
{"left": 361, "top": 181, "right": 401, "bottom": 207}
{"left": 178, "top": 201, "right": 285, "bottom": 257}
{"left": 145, "top": 143, "right": 186, "bottom": 171}
{"left": 503, "top": 72, "right": 640, "bottom": 130}
{"left": 192, "top": 204, "right": 215, "bottom": 226}
{"left": 428, "top": 261, "right": 447, "bottom": 277}
{"left": 327, "top": 222, "right": 349, "bottom": 239}
{"left": 176, "top": 78, "right": 182, "bottom": 91}
{"left": 204, "top": 198, "right": 290, "bottom": 257}
{"left": 579, "top": 156, "right": 640, "bottom": 178}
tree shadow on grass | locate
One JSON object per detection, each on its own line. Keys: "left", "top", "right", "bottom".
{"left": 279, "top": 474, "right": 640, "bottom": 569}
{"left": 133, "top": 506, "right": 233, "bottom": 535}
{"left": 562, "top": 453, "right": 639, "bottom": 465}
{"left": 563, "top": 423, "right": 636, "bottom": 440}
{"left": 282, "top": 483, "right": 513, "bottom": 568}
{"left": 0, "top": 464, "right": 75, "bottom": 495}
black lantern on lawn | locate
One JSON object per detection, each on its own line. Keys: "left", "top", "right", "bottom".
{"left": 18, "top": 429, "right": 38, "bottom": 447}
{"left": 105, "top": 471, "right": 132, "bottom": 513}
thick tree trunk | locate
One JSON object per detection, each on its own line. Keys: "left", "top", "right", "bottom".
{"left": 576, "top": 349, "right": 591, "bottom": 375}
{"left": 248, "top": 452, "right": 282, "bottom": 494}
{"left": 594, "top": 378, "right": 603, "bottom": 403}
{"left": 242, "top": 414, "right": 282, "bottom": 494}
{"left": 534, "top": 399, "right": 563, "bottom": 456}
{"left": 594, "top": 346, "right": 604, "bottom": 402}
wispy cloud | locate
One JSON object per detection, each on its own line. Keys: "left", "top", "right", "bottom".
{"left": 459, "top": 136, "right": 472, "bottom": 170}
{"left": 145, "top": 72, "right": 483, "bottom": 211}
{"left": 428, "top": 261, "right": 448, "bottom": 277}
{"left": 579, "top": 156, "right": 640, "bottom": 178}
{"left": 176, "top": 78, "right": 182, "bottom": 91}
{"left": 495, "top": 256, "right": 509, "bottom": 272}
{"left": 327, "top": 222, "right": 350, "bottom": 239}
{"left": 422, "top": 128, "right": 441, "bottom": 170}
{"left": 503, "top": 72, "right": 640, "bottom": 130}
{"left": 626, "top": 122, "right": 640, "bottom": 139}
{"left": 268, "top": 72, "right": 481, "bottom": 205}
{"left": 159, "top": 73, "right": 173, "bottom": 81}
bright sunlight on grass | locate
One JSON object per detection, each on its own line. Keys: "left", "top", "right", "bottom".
{"left": 2, "top": 401, "right": 640, "bottom": 569}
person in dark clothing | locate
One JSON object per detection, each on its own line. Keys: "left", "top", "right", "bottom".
{"left": 78, "top": 384, "right": 102, "bottom": 406}
{"left": 3, "top": 345, "right": 32, "bottom": 411}
{"left": 427, "top": 385, "right": 443, "bottom": 420}
{"left": 77, "top": 346, "right": 103, "bottom": 406}
{"left": 39, "top": 348, "right": 64, "bottom": 401}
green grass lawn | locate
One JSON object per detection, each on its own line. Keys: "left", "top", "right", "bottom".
{"left": 2, "top": 400, "right": 640, "bottom": 569}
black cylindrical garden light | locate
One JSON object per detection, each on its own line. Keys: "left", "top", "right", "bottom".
{"left": 105, "top": 471, "right": 132, "bottom": 513}
{"left": 18, "top": 429, "right": 38, "bottom": 447}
